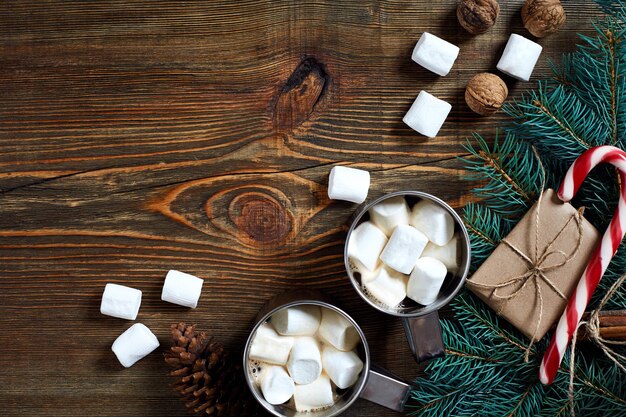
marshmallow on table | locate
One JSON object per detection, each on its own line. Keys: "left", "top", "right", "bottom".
{"left": 249, "top": 323, "right": 295, "bottom": 365}
{"left": 100, "top": 283, "right": 142, "bottom": 320}
{"left": 407, "top": 257, "right": 447, "bottom": 306}
{"left": 328, "top": 166, "right": 370, "bottom": 204}
{"left": 347, "top": 221, "right": 388, "bottom": 272}
{"left": 369, "top": 196, "right": 410, "bottom": 236}
{"left": 403, "top": 91, "right": 452, "bottom": 138}
{"left": 260, "top": 365, "right": 295, "bottom": 405}
{"left": 364, "top": 266, "right": 408, "bottom": 307}
{"left": 497, "top": 34, "right": 543, "bottom": 81}
{"left": 318, "top": 308, "right": 360, "bottom": 352}
{"left": 112, "top": 323, "right": 160, "bottom": 368}
{"left": 271, "top": 305, "right": 321, "bottom": 336}
{"left": 287, "top": 337, "right": 322, "bottom": 385}
{"left": 380, "top": 224, "right": 429, "bottom": 274}
{"left": 161, "top": 270, "right": 204, "bottom": 308}
{"left": 410, "top": 200, "right": 455, "bottom": 246}
{"left": 412, "top": 32, "right": 460, "bottom": 77}
{"left": 322, "top": 345, "right": 364, "bottom": 389}
{"left": 422, "top": 234, "right": 460, "bottom": 275}
{"left": 293, "top": 373, "right": 335, "bottom": 412}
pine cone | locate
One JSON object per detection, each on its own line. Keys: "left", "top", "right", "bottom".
{"left": 165, "top": 322, "right": 263, "bottom": 417}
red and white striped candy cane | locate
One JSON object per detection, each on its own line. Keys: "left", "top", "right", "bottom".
{"left": 539, "top": 145, "right": 626, "bottom": 385}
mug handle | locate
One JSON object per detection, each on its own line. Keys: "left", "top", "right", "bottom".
{"left": 402, "top": 311, "right": 445, "bottom": 362}
{"left": 359, "top": 364, "right": 412, "bottom": 412}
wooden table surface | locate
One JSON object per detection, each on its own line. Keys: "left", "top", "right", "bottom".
{"left": 0, "top": 1, "right": 605, "bottom": 416}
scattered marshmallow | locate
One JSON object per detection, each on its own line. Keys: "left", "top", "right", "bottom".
{"left": 293, "top": 373, "right": 335, "bottom": 412}
{"left": 322, "top": 345, "right": 364, "bottom": 389}
{"left": 112, "top": 323, "right": 160, "bottom": 368}
{"left": 318, "top": 308, "right": 360, "bottom": 352}
{"left": 369, "top": 196, "right": 411, "bottom": 236}
{"left": 380, "top": 224, "right": 428, "bottom": 274}
{"left": 412, "top": 32, "right": 460, "bottom": 77}
{"left": 287, "top": 337, "right": 322, "bottom": 385}
{"left": 249, "top": 323, "right": 295, "bottom": 365}
{"left": 347, "top": 221, "right": 388, "bottom": 272}
{"left": 422, "top": 234, "right": 460, "bottom": 275}
{"left": 100, "top": 283, "right": 142, "bottom": 320}
{"left": 410, "top": 200, "right": 455, "bottom": 246}
{"left": 271, "top": 305, "right": 321, "bottom": 336}
{"left": 407, "top": 257, "right": 447, "bottom": 306}
{"left": 328, "top": 166, "right": 370, "bottom": 204}
{"left": 403, "top": 91, "right": 452, "bottom": 138}
{"left": 260, "top": 365, "right": 295, "bottom": 405}
{"left": 364, "top": 266, "right": 408, "bottom": 307}
{"left": 161, "top": 270, "right": 204, "bottom": 308}
{"left": 496, "top": 34, "right": 543, "bottom": 82}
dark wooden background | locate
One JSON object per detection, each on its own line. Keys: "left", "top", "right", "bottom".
{"left": 0, "top": 1, "right": 604, "bottom": 416}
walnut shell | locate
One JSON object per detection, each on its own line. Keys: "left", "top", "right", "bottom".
{"left": 457, "top": 0, "right": 500, "bottom": 35}
{"left": 521, "top": 0, "right": 566, "bottom": 38}
{"left": 465, "top": 73, "right": 508, "bottom": 116}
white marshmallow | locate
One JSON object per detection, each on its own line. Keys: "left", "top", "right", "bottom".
{"left": 318, "top": 308, "right": 360, "bottom": 352}
{"left": 403, "top": 91, "right": 452, "bottom": 138}
{"left": 347, "top": 221, "right": 388, "bottom": 272}
{"left": 364, "top": 266, "right": 408, "bottom": 307}
{"left": 287, "top": 337, "right": 322, "bottom": 385}
{"left": 369, "top": 196, "right": 411, "bottom": 236}
{"left": 497, "top": 34, "right": 543, "bottom": 81}
{"left": 422, "top": 234, "right": 460, "bottom": 275}
{"left": 100, "top": 283, "right": 142, "bottom": 320}
{"left": 358, "top": 265, "right": 379, "bottom": 284}
{"left": 161, "top": 270, "right": 204, "bottom": 308}
{"left": 410, "top": 200, "right": 455, "bottom": 246}
{"left": 380, "top": 224, "right": 429, "bottom": 274}
{"left": 249, "top": 323, "right": 295, "bottom": 365}
{"left": 412, "top": 32, "right": 460, "bottom": 77}
{"left": 260, "top": 365, "right": 295, "bottom": 405}
{"left": 328, "top": 166, "right": 370, "bottom": 204}
{"left": 407, "top": 257, "right": 447, "bottom": 306}
{"left": 322, "top": 345, "right": 364, "bottom": 389}
{"left": 112, "top": 323, "right": 160, "bottom": 368}
{"left": 293, "top": 374, "right": 334, "bottom": 412}
{"left": 271, "top": 305, "right": 321, "bottom": 336}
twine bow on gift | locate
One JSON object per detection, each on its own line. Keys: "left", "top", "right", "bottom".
{"left": 468, "top": 189, "right": 585, "bottom": 361}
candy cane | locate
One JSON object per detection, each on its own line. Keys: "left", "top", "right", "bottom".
{"left": 539, "top": 145, "right": 626, "bottom": 385}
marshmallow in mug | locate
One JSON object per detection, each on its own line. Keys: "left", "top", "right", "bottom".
{"left": 287, "top": 336, "right": 323, "bottom": 385}
{"left": 271, "top": 305, "right": 321, "bottom": 336}
{"left": 111, "top": 323, "right": 160, "bottom": 368}
{"left": 293, "top": 373, "right": 335, "bottom": 412}
{"left": 410, "top": 199, "right": 455, "bottom": 246}
{"left": 100, "top": 283, "right": 142, "bottom": 320}
{"left": 497, "top": 34, "right": 543, "bottom": 82}
{"left": 380, "top": 224, "right": 429, "bottom": 274}
{"left": 412, "top": 32, "right": 460, "bottom": 77}
{"left": 403, "top": 91, "right": 452, "bottom": 138}
{"left": 368, "top": 195, "right": 411, "bottom": 236}
{"left": 322, "top": 345, "right": 364, "bottom": 389}
{"left": 249, "top": 323, "right": 295, "bottom": 365}
{"left": 161, "top": 270, "right": 204, "bottom": 308}
{"left": 260, "top": 365, "right": 295, "bottom": 405}
{"left": 364, "top": 266, "right": 408, "bottom": 307}
{"left": 318, "top": 308, "right": 361, "bottom": 352}
{"left": 347, "top": 221, "right": 388, "bottom": 272}
{"left": 422, "top": 234, "right": 460, "bottom": 275}
{"left": 407, "top": 257, "right": 448, "bottom": 306}
{"left": 327, "top": 166, "right": 370, "bottom": 204}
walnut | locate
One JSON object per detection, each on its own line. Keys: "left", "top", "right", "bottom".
{"left": 521, "top": 0, "right": 566, "bottom": 38}
{"left": 457, "top": 0, "right": 500, "bottom": 35}
{"left": 465, "top": 73, "right": 508, "bottom": 116}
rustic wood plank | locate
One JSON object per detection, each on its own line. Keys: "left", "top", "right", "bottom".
{"left": 0, "top": 1, "right": 605, "bottom": 416}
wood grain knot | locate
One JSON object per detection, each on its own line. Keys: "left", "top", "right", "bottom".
{"left": 274, "top": 57, "right": 329, "bottom": 132}
{"left": 228, "top": 192, "right": 292, "bottom": 243}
